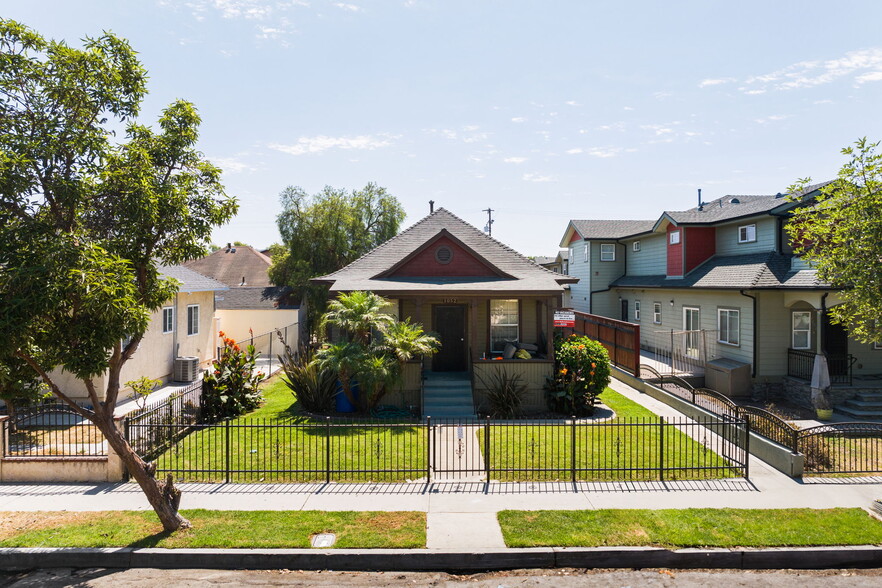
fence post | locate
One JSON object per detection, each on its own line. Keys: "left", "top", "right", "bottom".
{"left": 570, "top": 416, "right": 577, "bottom": 487}
{"left": 658, "top": 416, "right": 665, "bottom": 481}
{"left": 484, "top": 416, "right": 491, "bottom": 482}
{"left": 268, "top": 333, "right": 273, "bottom": 376}
{"left": 224, "top": 418, "right": 231, "bottom": 484}
{"left": 426, "top": 416, "right": 432, "bottom": 484}
{"left": 744, "top": 418, "right": 751, "bottom": 480}
{"left": 325, "top": 416, "right": 331, "bottom": 484}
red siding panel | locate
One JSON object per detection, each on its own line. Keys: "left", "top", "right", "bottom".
{"left": 569, "top": 231, "right": 582, "bottom": 245}
{"left": 666, "top": 224, "right": 683, "bottom": 277}
{"left": 389, "top": 235, "right": 498, "bottom": 277}
{"left": 684, "top": 226, "right": 716, "bottom": 273}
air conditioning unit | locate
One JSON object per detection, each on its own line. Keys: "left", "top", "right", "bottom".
{"left": 173, "top": 356, "right": 200, "bottom": 383}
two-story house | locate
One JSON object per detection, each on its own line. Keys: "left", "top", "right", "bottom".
{"left": 560, "top": 183, "right": 882, "bottom": 414}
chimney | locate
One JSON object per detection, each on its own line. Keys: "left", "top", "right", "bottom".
{"left": 429, "top": 200, "right": 435, "bottom": 214}
{"left": 226, "top": 242, "right": 232, "bottom": 252}
{"left": 697, "top": 188, "right": 703, "bottom": 211}
{"left": 240, "top": 276, "right": 246, "bottom": 286}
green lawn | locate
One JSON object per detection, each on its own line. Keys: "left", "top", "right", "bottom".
{"left": 0, "top": 510, "right": 425, "bottom": 548}
{"left": 153, "top": 375, "right": 427, "bottom": 483}
{"left": 498, "top": 508, "right": 882, "bottom": 548}
{"left": 485, "top": 388, "right": 738, "bottom": 481}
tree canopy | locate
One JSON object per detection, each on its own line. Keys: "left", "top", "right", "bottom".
{"left": 0, "top": 20, "right": 237, "bottom": 531}
{"left": 786, "top": 138, "right": 882, "bottom": 343}
{"left": 269, "top": 183, "right": 405, "bottom": 333}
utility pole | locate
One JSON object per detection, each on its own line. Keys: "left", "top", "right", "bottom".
{"left": 482, "top": 207, "right": 494, "bottom": 236}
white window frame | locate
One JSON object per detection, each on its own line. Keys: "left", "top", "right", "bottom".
{"left": 791, "top": 311, "right": 812, "bottom": 350}
{"left": 738, "top": 224, "right": 757, "bottom": 244}
{"left": 187, "top": 304, "right": 200, "bottom": 336}
{"left": 634, "top": 301, "right": 641, "bottom": 321}
{"left": 583, "top": 243, "right": 588, "bottom": 262}
{"left": 669, "top": 230, "right": 680, "bottom": 245}
{"left": 569, "top": 246, "right": 574, "bottom": 264}
{"left": 489, "top": 299, "right": 519, "bottom": 353}
{"left": 632, "top": 241, "right": 641, "bottom": 252}
{"left": 162, "top": 307, "right": 174, "bottom": 334}
{"left": 717, "top": 308, "right": 740, "bottom": 346}
{"left": 653, "top": 302, "right": 662, "bottom": 324}
{"left": 600, "top": 243, "right": 615, "bottom": 262}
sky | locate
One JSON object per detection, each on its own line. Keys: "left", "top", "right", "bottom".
{"left": 5, "top": 1, "right": 882, "bottom": 256}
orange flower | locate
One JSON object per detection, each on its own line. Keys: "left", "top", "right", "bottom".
{"left": 578, "top": 344, "right": 585, "bottom": 350}
{"left": 560, "top": 368, "right": 568, "bottom": 375}
{"left": 591, "top": 362, "right": 596, "bottom": 368}
{"left": 218, "top": 330, "right": 226, "bottom": 338}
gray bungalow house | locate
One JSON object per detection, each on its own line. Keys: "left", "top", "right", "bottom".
{"left": 314, "top": 208, "right": 577, "bottom": 417}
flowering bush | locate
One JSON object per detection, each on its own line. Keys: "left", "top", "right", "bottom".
{"left": 202, "top": 331, "right": 263, "bottom": 422}
{"left": 545, "top": 334, "right": 610, "bottom": 416}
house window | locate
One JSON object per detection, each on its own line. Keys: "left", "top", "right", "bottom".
{"left": 569, "top": 246, "right": 574, "bottom": 263}
{"left": 653, "top": 302, "right": 662, "bottom": 324}
{"left": 187, "top": 304, "right": 199, "bottom": 336}
{"left": 490, "top": 299, "right": 519, "bottom": 352}
{"left": 634, "top": 301, "right": 641, "bottom": 321}
{"left": 718, "top": 308, "right": 740, "bottom": 346}
{"left": 162, "top": 307, "right": 174, "bottom": 334}
{"left": 738, "top": 224, "right": 757, "bottom": 243}
{"left": 583, "top": 243, "right": 588, "bottom": 262}
{"left": 632, "top": 241, "right": 641, "bottom": 252}
{"left": 600, "top": 243, "right": 615, "bottom": 262}
{"left": 669, "top": 230, "right": 680, "bottom": 245}
{"left": 792, "top": 311, "right": 811, "bottom": 349}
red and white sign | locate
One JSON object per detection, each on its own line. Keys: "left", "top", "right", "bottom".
{"left": 554, "top": 310, "right": 575, "bottom": 328}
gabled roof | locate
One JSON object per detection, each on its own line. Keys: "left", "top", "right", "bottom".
{"left": 654, "top": 181, "right": 834, "bottom": 228}
{"left": 159, "top": 265, "right": 229, "bottom": 293}
{"left": 611, "top": 252, "right": 829, "bottom": 290}
{"left": 559, "top": 219, "right": 655, "bottom": 246}
{"left": 314, "top": 208, "right": 577, "bottom": 295}
{"left": 215, "top": 286, "right": 297, "bottom": 310}
{"left": 183, "top": 245, "right": 273, "bottom": 288}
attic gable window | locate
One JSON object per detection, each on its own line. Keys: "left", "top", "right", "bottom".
{"left": 632, "top": 241, "right": 641, "bottom": 252}
{"left": 669, "top": 230, "right": 681, "bottom": 245}
{"left": 738, "top": 224, "right": 757, "bottom": 243}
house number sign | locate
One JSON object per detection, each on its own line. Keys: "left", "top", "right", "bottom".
{"left": 442, "top": 298, "right": 459, "bottom": 304}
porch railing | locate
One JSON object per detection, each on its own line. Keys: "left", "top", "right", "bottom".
{"left": 787, "top": 349, "right": 854, "bottom": 386}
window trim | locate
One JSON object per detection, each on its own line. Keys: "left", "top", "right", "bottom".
{"left": 634, "top": 301, "right": 641, "bottom": 321}
{"left": 738, "top": 224, "right": 757, "bottom": 244}
{"left": 717, "top": 308, "right": 740, "bottom": 347}
{"left": 583, "top": 243, "right": 588, "bottom": 262}
{"left": 791, "top": 310, "right": 812, "bottom": 350}
{"left": 632, "top": 241, "right": 641, "bottom": 252}
{"left": 669, "top": 230, "right": 681, "bottom": 245}
{"left": 187, "top": 304, "right": 200, "bottom": 336}
{"left": 599, "top": 243, "right": 615, "bottom": 262}
{"left": 489, "top": 299, "right": 519, "bottom": 353}
{"left": 162, "top": 306, "right": 174, "bottom": 334}
{"left": 653, "top": 302, "right": 662, "bottom": 324}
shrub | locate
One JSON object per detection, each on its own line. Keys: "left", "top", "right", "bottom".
{"left": 478, "top": 367, "right": 526, "bottom": 418}
{"left": 202, "top": 331, "right": 263, "bottom": 422}
{"left": 545, "top": 335, "right": 610, "bottom": 416}
{"left": 125, "top": 376, "right": 162, "bottom": 409}
{"left": 278, "top": 344, "right": 338, "bottom": 413}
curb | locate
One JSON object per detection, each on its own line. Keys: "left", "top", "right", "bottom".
{"left": 2, "top": 546, "right": 882, "bottom": 571}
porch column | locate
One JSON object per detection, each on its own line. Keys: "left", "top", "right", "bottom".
{"left": 414, "top": 298, "right": 423, "bottom": 325}
{"left": 470, "top": 298, "right": 479, "bottom": 360}
{"left": 546, "top": 296, "right": 555, "bottom": 358}
{"left": 816, "top": 308, "right": 824, "bottom": 353}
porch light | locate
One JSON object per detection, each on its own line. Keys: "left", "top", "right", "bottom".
{"left": 670, "top": 300, "right": 674, "bottom": 307}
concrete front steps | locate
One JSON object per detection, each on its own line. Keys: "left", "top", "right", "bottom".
{"left": 836, "top": 390, "right": 882, "bottom": 419}
{"left": 422, "top": 371, "right": 476, "bottom": 419}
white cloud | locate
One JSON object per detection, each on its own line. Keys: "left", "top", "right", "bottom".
{"left": 462, "top": 125, "right": 480, "bottom": 132}
{"left": 698, "top": 77, "right": 736, "bottom": 88}
{"left": 522, "top": 173, "right": 555, "bottom": 183}
{"left": 511, "top": 117, "right": 527, "bottom": 123}
{"left": 587, "top": 147, "right": 622, "bottom": 158}
{"left": 503, "top": 157, "right": 527, "bottom": 164}
{"left": 754, "top": 114, "right": 790, "bottom": 124}
{"left": 741, "top": 48, "right": 882, "bottom": 91}
{"left": 268, "top": 134, "right": 397, "bottom": 155}
{"left": 565, "top": 148, "right": 583, "bottom": 155}
{"left": 623, "top": 106, "right": 634, "bottom": 111}
{"left": 211, "top": 153, "right": 260, "bottom": 173}
{"left": 565, "top": 100, "right": 581, "bottom": 106}
{"left": 334, "top": 2, "right": 361, "bottom": 11}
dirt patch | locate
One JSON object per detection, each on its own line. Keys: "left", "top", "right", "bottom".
{"left": 0, "top": 511, "right": 102, "bottom": 540}
{"left": 357, "top": 511, "right": 421, "bottom": 531}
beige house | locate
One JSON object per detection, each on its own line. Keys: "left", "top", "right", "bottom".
{"left": 54, "top": 265, "right": 227, "bottom": 403}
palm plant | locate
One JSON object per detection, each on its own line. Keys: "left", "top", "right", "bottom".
{"left": 322, "top": 290, "right": 395, "bottom": 344}
{"left": 358, "top": 354, "right": 399, "bottom": 412}
{"left": 314, "top": 341, "right": 366, "bottom": 410}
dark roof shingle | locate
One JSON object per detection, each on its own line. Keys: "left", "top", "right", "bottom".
{"left": 570, "top": 219, "right": 656, "bottom": 240}
{"left": 183, "top": 245, "right": 273, "bottom": 288}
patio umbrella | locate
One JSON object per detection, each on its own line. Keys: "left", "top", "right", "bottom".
{"left": 810, "top": 353, "right": 831, "bottom": 411}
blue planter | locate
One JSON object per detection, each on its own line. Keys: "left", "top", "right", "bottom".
{"left": 335, "top": 380, "right": 360, "bottom": 413}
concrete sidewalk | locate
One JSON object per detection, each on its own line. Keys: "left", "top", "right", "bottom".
{"left": 3, "top": 378, "right": 882, "bottom": 550}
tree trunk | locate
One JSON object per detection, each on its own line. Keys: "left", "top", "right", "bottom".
{"left": 97, "top": 417, "right": 191, "bottom": 532}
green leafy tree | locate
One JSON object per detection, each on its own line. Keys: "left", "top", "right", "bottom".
{"left": 0, "top": 355, "right": 47, "bottom": 427}
{"left": 0, "top": 21, "right": 237, "bottom": 531}
{"left": 786, "top": 138, "right": 882, "bottom": 343}
{"left": 269, "top": 183, "right": 405, "bottom": 335}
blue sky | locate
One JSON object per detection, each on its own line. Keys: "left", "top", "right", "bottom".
{"left": 6, "top": 1, "right": 882, "bottom": 255}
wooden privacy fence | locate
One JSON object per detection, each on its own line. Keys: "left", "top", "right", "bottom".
{"left": 561, "top": 311, "right": 640, "bottom": 375}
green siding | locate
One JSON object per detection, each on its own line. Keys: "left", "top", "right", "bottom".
{"left": 715, "top": 216, "right": 777, "bottom": 256}
{"left": 626, "top": 234, "right": 666, "bottom": 275}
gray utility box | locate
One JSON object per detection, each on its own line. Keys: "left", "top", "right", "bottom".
{"left": 705, "top": 357, "right": 752, "bottom": 398}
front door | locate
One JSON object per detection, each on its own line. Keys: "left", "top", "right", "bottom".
{"left": 823, "top": 312, "right": 849, "bottom": 376}
{"left": 683, "top": 307, "right": 700, "bottom": 359}
{"left": 620, "top": 299, "right": 628, "bottom": 322}
{"left": 432, "top": 305, "right": 467, "bottom": 372}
